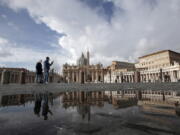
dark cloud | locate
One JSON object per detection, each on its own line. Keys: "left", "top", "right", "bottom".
{"left": 0, "top": 51, "right": 12, "bottom": 57}
{"left": 0, "top": 0, "right": 180, "bottom": 68}
{"left": 79, "top": 0, "right": 116, "bottom": 22}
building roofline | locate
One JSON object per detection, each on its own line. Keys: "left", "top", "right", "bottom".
{"left": 138, "top": 50, "right": 180, "bottom": 59}
{"left": 112, "top": 61, "right": 135, "bottom": 64}
{"left": 0, "top": 67, "right": 28, "bottom": 71}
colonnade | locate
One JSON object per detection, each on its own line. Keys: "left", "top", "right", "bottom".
{"left": 105, "top": 68, "right": 180, "bottom": 83}
{"left": 121, "top": 74, "right": 135, "bottom": 83}
{"left": 108, "top": 72, "right": 135, "bottom": 83}
{"left": 110, "top": 90, "right": 177, "bottom": 102}
{"left": 140, "top": 70, "right": 180, "bottom": 83}
{"left": 66, "top": 69, "right": 105, "bottom": 83}
{"left": 62, "top": 91, "right": 105, "bottom": 104}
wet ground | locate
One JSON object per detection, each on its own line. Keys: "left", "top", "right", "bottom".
{"left": 0, "top": 90, "right": 180, "bottom": 135}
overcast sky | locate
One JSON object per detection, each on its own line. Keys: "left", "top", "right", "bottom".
{"left": 0, "top": 0, "right": 180, "bottom": 72}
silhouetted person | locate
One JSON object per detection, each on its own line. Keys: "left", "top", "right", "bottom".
{"left": 44, "top": 57, "right": 53, "bottom": 84}
{"left": 34, "top": 94, "right": 42, "bottom": 117}
{"left": 42, "top": 94, "right": 53, "bottom": 120}
{"left": 36, "top": 60, "right": 43, "bottom": 83}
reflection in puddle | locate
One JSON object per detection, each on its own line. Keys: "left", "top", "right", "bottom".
{"left": 0, "top": 90, "right": 180, "bottom": 135}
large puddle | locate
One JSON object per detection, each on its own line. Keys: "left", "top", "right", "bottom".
{"left": 0, "top": 90, "right": 180, "bottom": 135}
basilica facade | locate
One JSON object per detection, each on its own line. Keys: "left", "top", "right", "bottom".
{"left": 63, "top": 51, "right": 106, "bottom": 83}
{"left": 63, "top": 50, "right": 180, "bottom": 84}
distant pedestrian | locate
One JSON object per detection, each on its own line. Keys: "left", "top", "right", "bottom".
{"left": 44, "top": 57, "right": 53, "bottom": 84}
{"left": 35, "top": 60, "right": 43, "bottom": 83}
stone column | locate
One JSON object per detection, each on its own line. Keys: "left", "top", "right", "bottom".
{"left": 154, "top": 73, "right": 156, "bottom": 82}
{"left": 130, "top": 75, "right": 133, "bottom": 83}
{"left": 92, "top": 72, "right": 94, "bottom": 82}
{"left": 162, "top": 91, "right": 165, "bottom": 101}
{"left": 129, "top": 75, "right": 131, "bottom": 83}
{"left": 79, "top": 71, "right": 82, "bottom": 84}
{"left": 134, "top": 71, "right": 140, "bottom": 83}
{"left": 155, "top": 73, "right": 158, "bottom": 82}
{"left": 19, "top": 71, "right": 26, "bottom": 84}
{"left": 1, "top": 70, "right": 11, "bottom": 84}
{"left": 120, "top": 74, "right": 123, "bottom": 83}
{"left": 121, "top": 75, "right": 124, "bottom": 83}
{"left": 163, "top": 72, "right": 166, "bottom": 82}
{"left": 173, "top": 71, "right": 178, "bottom": 82}
{"left": 126, "top": 76, "right": 128, "bottom": 82}
{"left": 140, "top": 75, "right": 142, "bottom": 82}
{"left": 124, "top": 76, "right": 126, "bottom": 82}
{"left": 76, "top": 72, "right": 79, "bottom": 83}
{"left": 67, "top": 72, "right": 70, "bottom": 83}
{"left": 96, "top": 71, "right": 98, "bottom": 82}
{"left": 128, "top": 75, "right": 131, "bottom": 83}
{"left": 136, "top": 90, "right": 142, "bottom": 100}
{"left": 143, "top": 74, "right": 145, "bottom": 82}
{"left": 101, "top": 71, "right": 104, "bottom": 83}
{"left": 159, "top": 69, "right": 162, "bottom": 82}
{"left": 170, "top": 71, "right": 173, "bottom": 82}
{"left": 144, "top": 74, "right": 146, "bottom": 82}
{"left": 156, "top": 73, "right": 159, "bottom": 82}
{"left": 72, "top": 71, "right": 75, "bottom": 82}
{"left": 84, "top": 71, "right": 86, "bottom": 83}
{"left": 152, "top": 74, "right": 155, "bottom": 82}
{"left": 146, "top": 74, "right": 149, "bottom": 82}
{"left": 178, "top": 71, "right": 180, "bottom": 81}
{"left": 132, "top": 75, "right": 134, "bottom": 83}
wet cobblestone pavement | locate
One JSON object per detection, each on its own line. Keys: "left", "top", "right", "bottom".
{"left": 0, "top": 90, "right": 180, "bottom": 135}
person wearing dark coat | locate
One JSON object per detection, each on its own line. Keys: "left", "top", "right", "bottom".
{"left": 44, "top": 57, "right": 53, "bottom": 83}
{"left": 35, "top": 60, "right": 43, "bottom": 83}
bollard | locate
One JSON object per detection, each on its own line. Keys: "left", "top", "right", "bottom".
{"left": 1, "top": 70, "right": 10, "bottom": 84}
{"left": 19, "top": 71, "right": 26, "bottom": 84}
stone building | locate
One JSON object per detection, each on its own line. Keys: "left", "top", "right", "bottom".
{"left": 135, "top": 50, "right": 180, "bottom": 70}
{"left": 136, "top": 50, "right": 180, "bottom": 82}
{"left": 104, "top": 50, "right": 180, "bottom": 83}
{"left": 0, "top": 67, "right": 61, "bottom": 84}
{"left": 63, "top": 51, "right": 106, "bottom": 83}
{"left": 104, "top": 61, "right": 136, "bottom": 83}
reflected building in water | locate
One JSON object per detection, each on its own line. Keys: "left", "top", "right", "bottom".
{"left": 0, "top": 94, "right": 34, "bottom": 107}
{"left": 0, "top": 89, "right": 180, "bottom": 120}
{"left": 105, "top": 90, "right": 180, "bottom": 103}
{"left": 62, "top": 91, "right": 105, "bottom": 121}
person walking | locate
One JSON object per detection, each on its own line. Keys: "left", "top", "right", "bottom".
{"left": 35, "top": 60, "right": 43, "bottom": 83}
{"left": 44, "top": 57, "right": 53, "bottom": 84}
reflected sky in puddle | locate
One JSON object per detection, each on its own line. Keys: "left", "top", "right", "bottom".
{"left": 0, "top": 90, "right": 180, "bottom": 135}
